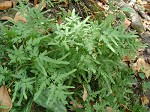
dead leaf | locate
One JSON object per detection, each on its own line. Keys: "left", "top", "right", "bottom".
{"left": 124, "top": 18, "right": 131, "bottom": 28}
{"left": 35, "top": 2, "right": 46, "bottom": 11}
{"left": 106, "top": 107, "right": 116, "bottom": 112}
{"left": 123, "top": 56, "right": 130, "bottom": 67}
{"left": 141, "top": 96, "right": 149, "bottom": 105}
{"left": 82, "top": 84, "right": 88, "bottom": 101}
{"left": 138, "top": 48, "right": 144, "bottom": 56}
{"left": 14, "top": 12, "right": 27, "bottom": 23}
{"left": 0, "top": 85, "right": 12, "bottom": 112}
{"left": 123, "top": 56, "right": 130, "bottom": 62}
{"left": 132, "top": 58, "right": 150, "bottom": 78}
{"left": 1, "top": 16, "right": 13, "bottom": 21}
{"left": 69, "top": 101, "right": 83, "bottom": 109}
{"left": 0, "top": 1, "right": 12, "bottom": 10}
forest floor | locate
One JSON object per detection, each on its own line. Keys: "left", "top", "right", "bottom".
{"left": 0, "top": 0, "right": 150, "bottom": 111}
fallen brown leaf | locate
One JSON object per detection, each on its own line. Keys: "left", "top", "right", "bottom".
{"left": 138, "top": 48, "right": 144, "bottom": 56}
{"left": 123, "top": 56, "right": 130, "bottom": 67}
{"left": 35, "top": 2, "right": 46, "bottom": 11}
{"left": 0, "top": 85, "right": 12, "bottom": 112}
{"left": 1, "top": 16, "right": 13, "bottom": 21}
{"left": 141, "top": 96, "right": 149, "bottom": 105}
{"left": 0, "top": 1, "right": 12, "bottom": 10}
{"left": 69, "top": 101, "right": 83, "bottom": 109}
{"left": 123, "top": 56, "right": 130, "bottom": 62}
{"left": 132, "top": 58, "right": 150, "bottom": 78}
{"left": 106, "top": 107, "right": 116, "bottom": 112}
{"left": 82, "top": 84, "right": 88, "bottom": 101}
{"left": 14, "top": 12, "right": 27, "bottom": 23}
{"left": 124, "top": 18, "right": 131, "bottom": 29}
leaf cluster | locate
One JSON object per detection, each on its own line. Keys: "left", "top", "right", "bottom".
{"left": 0, "top": 3, "right": 146, "bottom": 112}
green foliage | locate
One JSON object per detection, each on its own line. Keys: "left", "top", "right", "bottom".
{"left": 142, "top": 81, "right": 150, "bottom": 93}
{"left": 35, "top": 89, "right": 67, "bottom": 112}
{"left": 132, "top": 103, "right": 148, "bottom": 112}
{"left": 0, "top": 2, "right": 147, "bottom": 112}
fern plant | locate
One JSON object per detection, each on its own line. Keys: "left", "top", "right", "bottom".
{"left": 0, "top": 2, "right": 147, "bottom": 112}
